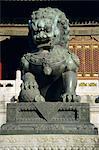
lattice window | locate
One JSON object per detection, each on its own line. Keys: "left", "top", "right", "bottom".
{"left": 93, "top": 48, "right": 99, "bottom": 73}
{"left": 77, "top": 49, "right": 84, "bottom": 73}
{"left": 85, "top": 49, "right": 92, "bottom": 73}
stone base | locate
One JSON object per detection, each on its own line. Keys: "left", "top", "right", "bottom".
{"left": 0, "top": 134, "right": 99, "bottom": 150}
{"left": 90, "top": 104, "right": 99, "bottom": 134}
{"left": 1, "top": 123, "right": 98, "bottom": 135}
{"left": 0, "top": 102, "right": 98, "bottom": 135}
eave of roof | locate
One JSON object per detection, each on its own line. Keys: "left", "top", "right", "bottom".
{"left": 0, "top": 21, "right": 99, "bottom": 27}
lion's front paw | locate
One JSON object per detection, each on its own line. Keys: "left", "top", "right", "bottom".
{"left": 19, "top": 81, "right": 45, "bottom": 102}
{"left": 62, "top": 93, "right": 80, "bottom": 102}
{"left": 35, "top": 95, "right": 45, "bottom": 102}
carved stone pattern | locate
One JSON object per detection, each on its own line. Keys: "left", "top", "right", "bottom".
{"left": 0, "top": 135, "right": 98, "bottom": 150}
{"left": 7, "top": 103, "right": 90, "bottom": 123}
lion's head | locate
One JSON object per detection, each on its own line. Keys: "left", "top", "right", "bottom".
{"left": 28, "top": 7, "right": 70, "bottom": 49}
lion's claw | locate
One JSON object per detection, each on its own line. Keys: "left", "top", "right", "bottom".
{"left": 62, "top": 93, "right": 80, "bottom": 102}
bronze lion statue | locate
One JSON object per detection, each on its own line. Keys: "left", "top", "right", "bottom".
{"left": 19, "top": 7, "right": 80, "bottom": 102}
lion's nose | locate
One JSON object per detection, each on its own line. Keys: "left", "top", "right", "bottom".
{"left": 37, "top": 20, "right": 45, "bottom": 29}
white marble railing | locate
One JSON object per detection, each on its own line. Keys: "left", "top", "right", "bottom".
{"left": 76, "top": 79, "right": 99, "bottom": 96}
{"left": 0, "top": 80, "right": 16, "bottom": 101}
{"left": 0, "top": 70, "right": 22, "bottom": 127}
{"left": 76, "top": 79, "right": 99, "bottom": 103}
{"left": 0, "top": 70, "right": 22, "bottom": 103}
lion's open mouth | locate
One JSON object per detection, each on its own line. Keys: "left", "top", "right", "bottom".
{"left": 34, "top": 32, "right": 52, "bottom": 49}
{"left": 35, "top": 36, "right": 50, "bottom": 43}
{"left": 37, "top": 41, "right": 52, "bottom": 49}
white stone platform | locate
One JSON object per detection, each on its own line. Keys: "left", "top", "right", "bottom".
{"left": 0, "top": 134, "right": 99, "bottom": 150}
